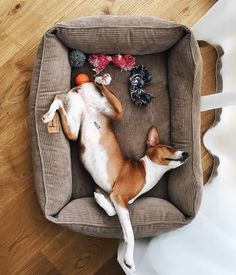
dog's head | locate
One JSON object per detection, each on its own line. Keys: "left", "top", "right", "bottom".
{"left": 146, "top": 127, "right": 189, "bottom": 169}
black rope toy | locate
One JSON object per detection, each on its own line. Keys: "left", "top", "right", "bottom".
{"left": 129, "top": 65, "right": 154, "bottom": 106}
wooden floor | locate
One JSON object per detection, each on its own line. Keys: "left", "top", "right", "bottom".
{"left": 0, "top": 0, "right": 217, "bottom": 274}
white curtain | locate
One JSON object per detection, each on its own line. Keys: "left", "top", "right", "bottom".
{"left": 118, "top": 1, "right": 236, "bottom": 274}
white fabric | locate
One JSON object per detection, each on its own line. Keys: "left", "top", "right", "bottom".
{"left": 118, "top": 1, "right": 236, "bottom": 274}
{"left": 201, "top": 92, "right": 236, "bottom": 111}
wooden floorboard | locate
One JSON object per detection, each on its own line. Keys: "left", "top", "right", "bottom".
{"left": 0, "top": 0, "right": 217, "bottom": 274}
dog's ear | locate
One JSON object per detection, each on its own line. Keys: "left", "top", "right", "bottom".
{"left": 146, "top": 127, "right": 159, "bottom": 147}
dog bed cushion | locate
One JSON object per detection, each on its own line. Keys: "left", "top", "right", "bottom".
{"left": 29, "top": 16, "right": 203, "bottom": 238}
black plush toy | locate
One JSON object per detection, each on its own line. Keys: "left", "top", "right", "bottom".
{"left": 129, "top": 65, "right": 153, "bottom": 106}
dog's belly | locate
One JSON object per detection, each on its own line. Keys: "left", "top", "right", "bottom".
{"left": 80, "top": 116, "right": 112, "bottom": 193}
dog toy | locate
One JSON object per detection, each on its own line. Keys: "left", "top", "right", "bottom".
{"left": 112, "top": 54, "right": 136, "bottom": 71}
{"left": 69, "top": 50, "right": 86, "bottom": 68}
{"left": 88, "top": 54, "right": 136, "bottom": 75}
{"left": 129, "top": 65, "right": 153, "bottom": 106}
{"left": 88, "top": 54, "right": 112, "bottom": 75}
{"left": 75, "top": 73, "right": 90, "bottom": 85}
{"left": 94, "top": 73, "right": 112, "bottom": 85}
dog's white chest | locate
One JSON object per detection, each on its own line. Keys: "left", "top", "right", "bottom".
{"left": 142, "top": 156, "right": 168, "bottom": 190}
{"left": 80, "top": 113, "right": 111, "bottom": 192}
{"left": 129, "top": 156, "right": 168, "bottom": 204}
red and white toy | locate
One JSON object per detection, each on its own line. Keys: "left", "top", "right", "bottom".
{"left": 88, "top": 54, "right": 136, "bottom": 74}
{"left": 88, "top": 54, "right": 112, "bottom": 75}
{"left": 112, "top": 54, "right": 136, "bottom": 71}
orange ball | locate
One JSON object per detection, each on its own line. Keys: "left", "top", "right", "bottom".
{"left": 75, "top": 73, "right": 90, "bottom": 85}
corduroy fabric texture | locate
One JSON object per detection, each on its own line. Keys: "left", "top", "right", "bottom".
{"left": 29, "top": 15, "right": 203, "bottom": 238}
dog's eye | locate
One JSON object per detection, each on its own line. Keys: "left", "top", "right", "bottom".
{"left": 165, "top": 157, "right": 174, "bottom": 161}
{"left": 165, "top": 157, "right": 182, "bottom": 162}
{"left": 165, "top": 157, "right": 177, "bottom": 161}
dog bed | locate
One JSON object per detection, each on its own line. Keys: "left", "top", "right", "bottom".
{"left": 29, "top": 16, "right": 203, "bottom": 238}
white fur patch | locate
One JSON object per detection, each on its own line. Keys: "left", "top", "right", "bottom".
{"left": 169, "top": 150, "right": 185, "bottom": 169}
{"left": 128, "top": 156, "right": 169, "bottom": 204}
{"left": 66, "top": 91, "right": 84, "bottom": 135}
{"left": 80, "top": 83, "right": 113, "bottom": 115}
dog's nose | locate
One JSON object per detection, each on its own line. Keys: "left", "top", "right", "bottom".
{"left": 182, "top": 152, "right": 189, "bottom": 160}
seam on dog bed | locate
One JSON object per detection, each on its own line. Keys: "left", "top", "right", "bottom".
{"left": 189, "top": 34, "right": 203, "bottom": 215}
{"left": 54, "top": 15, "right": 184, "bottom": 30}
{"left": 34, "top": 35, "right": 49, "bottom": 217}
{"left": 47, "top": 214, "right": 187, "bottom": 227}
{"left": 54, "top": 25, "right": 185, "bottom": 30}
{"left": 59, "top": 223, "right": 186, "bottom": 239}
{"left": 56, "top": 221, "right": 187, "bottom": 227}
{"left": 201, "top": 42, "right": 223, "bottom": 184}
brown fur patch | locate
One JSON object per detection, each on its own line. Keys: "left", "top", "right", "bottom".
{"left": 111, "top": 159, "right": 146, "bottom": 207}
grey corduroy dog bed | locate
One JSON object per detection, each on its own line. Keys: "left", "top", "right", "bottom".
{"left": 29, "top": 16, "right": 203, "bottom": 238}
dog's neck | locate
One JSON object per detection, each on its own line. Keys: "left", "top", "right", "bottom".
{"left": 141, "top": 155, "right": 170, "bottom": 186}
{"left": 128, "top": 155, "right": 170, "bottom": 204}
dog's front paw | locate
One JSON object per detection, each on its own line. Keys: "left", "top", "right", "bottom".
{"left": 124, "top": 257, "right": 135, "bottom": 273}
{"left": 102, "top": 73, "right": 112, "bottom": 85}
{"left": 95, "top": 73, "right": 111, "bottom": 86}
{"left": 41, "top": 111, "right": 55, "bottom": 123}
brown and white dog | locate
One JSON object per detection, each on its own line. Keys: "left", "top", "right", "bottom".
{"left": 42, "top": 74, "right": 189, "bottom": 272}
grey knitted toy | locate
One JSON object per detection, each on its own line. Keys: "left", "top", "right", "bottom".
{"left": 69, "top": 50, "right": 86, "bottom": 68}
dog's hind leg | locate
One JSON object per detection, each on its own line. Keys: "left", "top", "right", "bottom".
{"left": 110, "top": 193, "right": 135, "bottom": 272}
{"left": 94, "top": 190, "right": 116, "bottom": 216}
{"left": 42, "top": 94, "right": 81, "bottom": 141}
{"left": 42, "top": 95, "right": 63, "bottom": 123}
{"left": 57, "top": 104, "right": 80, "bottom": 141}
